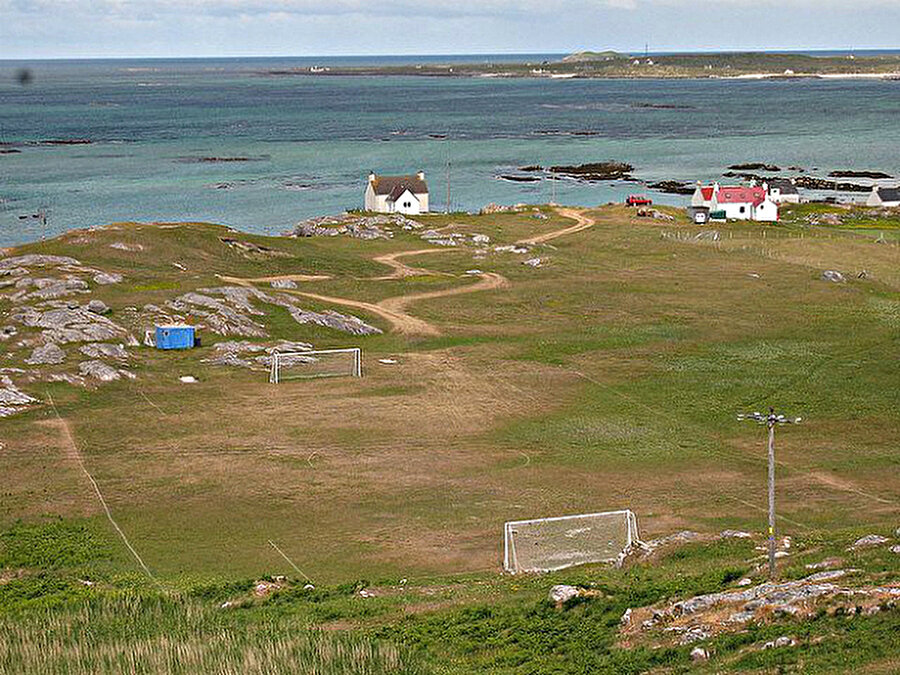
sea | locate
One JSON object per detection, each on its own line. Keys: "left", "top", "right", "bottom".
{"left": 1, "top": 54, "right": 899, "bottom": 246}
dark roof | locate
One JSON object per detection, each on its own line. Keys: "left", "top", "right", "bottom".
{"left": 768, "top": 178, "right": 799, "bottom": 194}
{"left": 876, "top": 187, "right": 900, "bottom": 202}
{"left": 370, "top": 174, "right": 428, "bottom": 197}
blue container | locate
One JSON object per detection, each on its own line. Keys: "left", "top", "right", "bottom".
{"left": 155, "top": 325, "right": 195, "bottom": 350}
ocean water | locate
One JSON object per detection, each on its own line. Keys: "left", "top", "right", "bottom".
{"left": 1, "top": 56, "right": 899, "bottom": 246}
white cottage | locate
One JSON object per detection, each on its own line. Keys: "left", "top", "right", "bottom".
{"left": 691, "top": 182, "right": 779, "bottom": 222}
{"left": 867, "top": 186, "right": 900, "bottom": 208}
{"left": 364, "top": 172, "right": 429, "bottom": 215}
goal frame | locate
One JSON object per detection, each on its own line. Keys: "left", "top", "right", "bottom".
{"left": 268, "top": 347, "right": 362, "bottom": 383}
{"left": 503, "top": 509, "right": 641, "bottom": 574}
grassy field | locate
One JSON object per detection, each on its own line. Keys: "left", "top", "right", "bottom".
{"left": 1, "top": 203, "right": 899, "bottom": 672}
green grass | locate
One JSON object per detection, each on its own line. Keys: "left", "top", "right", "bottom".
{"left": 3, "top": 205, "right": 900, "bottom": 671}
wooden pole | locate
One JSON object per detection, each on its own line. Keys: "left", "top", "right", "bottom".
{"left": 767, "top": 408, "right": 777, "bottom": 578}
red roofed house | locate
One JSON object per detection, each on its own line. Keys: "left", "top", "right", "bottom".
{"left": 691, "top": 182, "right": 778, "bottom": 222}
{"left": 365, "top": 171, "right": 430, "bottom": 215}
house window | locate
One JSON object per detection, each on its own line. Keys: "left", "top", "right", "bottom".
{"left": 739, "top": 206, "right": 746, "bottom": 214}
{"left": 404, "top": 201, "right": 411, "bottom": 208}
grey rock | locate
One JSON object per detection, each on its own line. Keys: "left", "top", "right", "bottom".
{"left": 822, "top": 270, "right": 845, "bottom": 283}
{"left": 0, "top": 326, "right": 17, "bottom": 340}
{"left": 93, "top": 271, "right": 123, "bottom": 285}
{"left": 79, "top": 360, "right": 133, "bottom": 382}
{"left": 25, "top": 343, "right": 66, "bottom": 365}
{"left": 15, "top": 306, "right": 126, "bottom": 344}
{"left": 270, "top": 279, "right": 298, "bottom": 289}
{"left": 0, "top": 374, "right": 37, "bottom": 416}
{"left": 86, "top": 299, "right": 110, "bottom": 315}
{"left": 620, "top": 608, "right": 632, "bottom": 625}
{"left": 471, "top": 233, "right": 490, "bottom": 244}
{"left": 890, "top": 545, "right": 900, "bottom": 555}
{"left": 849, "top": 534, "right": 889, "bottom": 550}
{"left": 80, "top": 343, "right": 127, "bottom": 360}
{"left": 522, "top": 257, "right": 543, "bottom": 267}
{"left": 79, "top": 360, "right": 121, "bottom": 381}
{"left": 0, "top": 254, "right": 81, "bottom": 270}
{"left": 548, "top": 585, "right": 580, "bottom": 605}
{"left": 690, "top": 647, "right": 709, "bottom": 662}
{"left": 109, "top": 242, "right": 144, "bottom": 252}
{"left": 721, "top": 530, "right": 752, "bottom": 539}
{"left": 763, "top": 636, "right": 796, "bottom": 650}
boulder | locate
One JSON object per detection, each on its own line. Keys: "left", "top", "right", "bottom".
{"left": 849, "top": 534, "right": 889, "bottom": 550}
{"left": 79, "top": 360, "right": 122, "bottom": 382}
{"left": 270, "top": 279, "right": 298, "bottom": 289}
{"left": 890, "top": 545, "right": 900, "bottom": 555}
{"left": 0, "top": 326, "right": 17, "bottom": 340}
{"left": 548, "top": 585, "right": 580, "bottom": 606}
{"left": 80, "top": 343, "right": 127, "bottom": 360}
{"left": 86, "top": 299, "right": 110, "bottom": 315}
{"left": 721, "top": 530, "right": 752, "bottom": 539}
{"left": 690, "top": 647, "right": 710, "bottom": 662}
{"left": 92, "top": 272, "right": 123, "bottom": 285}
{"left": 25, "top": 343, "right": 66, "bottom": 365}
{"left": 822, "top": 270, "right": 845, "bottom": 283}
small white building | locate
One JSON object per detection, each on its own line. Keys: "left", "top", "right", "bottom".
{"left": 767, "top": 179, "right": 801, "bottom": 205}
{"left": 691, "top": 182, "right": 779, "bottom": 222}
{"left": 867, "top": 186, "right": 900, "bottom": 208}
{"left": 364, "top": 171, "right": 429, "bottom": 215}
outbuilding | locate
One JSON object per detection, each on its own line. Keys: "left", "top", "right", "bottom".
{"left": 155, "top": 324, "right": 196, "bottom": 350}
{"left": 867, "top": 186, "right": 900, "bottom": 208}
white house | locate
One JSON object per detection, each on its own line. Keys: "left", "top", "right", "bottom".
{"left": 364, "top": 171, "right": 429, "bottom": 215}
{"left": 691, "top": 182, "right": 779, "bottom": 222}
{"left": 767, "top": 179, "right": 801, "bottom": 205}
{"left": 867, "top": 186, "right": 900, "bottom": 208}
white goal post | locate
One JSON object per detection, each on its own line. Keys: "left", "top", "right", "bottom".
{"left": 268, "top": 348, "right": 362, "bottom": 383}
{"left": 503, "top": 509, "right": 642, "bottom": 574}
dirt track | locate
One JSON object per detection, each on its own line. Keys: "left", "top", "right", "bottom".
{"left": 230, "top": 207, "right": 596, "bottom": 336}
{"left": 370, "top": 249, "right": 451, "bottom": 280}
{"left": 517, "top": 207, "right": 595, "bottom": 245}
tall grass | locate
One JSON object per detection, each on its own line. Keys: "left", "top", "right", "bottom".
{"left": 0, "top": 595, "right": 427, "bottom": 675}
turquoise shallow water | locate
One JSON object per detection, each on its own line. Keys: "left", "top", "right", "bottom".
{"left": 1, "top": 57, "right": 899, "bottom": 246}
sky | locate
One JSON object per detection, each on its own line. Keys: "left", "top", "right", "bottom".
{"left": 1, "top": 0, "right": 899, "bottom": 60}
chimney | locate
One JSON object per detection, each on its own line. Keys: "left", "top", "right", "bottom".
{"left": 416, "top": 170, "right": 425, "bottom": 181}
{"left": 368, "top": 171, "right": 376, "bottom": 183}
{"left": 713, "top": 181, "right": 720, "bottom": 194}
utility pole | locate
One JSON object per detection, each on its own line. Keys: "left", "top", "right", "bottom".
{"left": 737, "top": 408, "right": 801, "bottom": 579}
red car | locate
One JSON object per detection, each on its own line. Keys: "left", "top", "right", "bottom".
{"left": 626, "top": 194, "right": 653, "bottom": 206}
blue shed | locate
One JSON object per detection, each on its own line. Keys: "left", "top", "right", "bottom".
{"left": 155, "top": 324, "right": 196, "bottom": 350}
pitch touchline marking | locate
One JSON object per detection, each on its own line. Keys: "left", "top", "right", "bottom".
{"left": 268, "top": 539, "right": 313, "bottom": 582}
{"left": 307, "top": 451, "right": 319, "bottom": 468}
{"left": 46, "top": 392, "right": 159, "bottom": 583}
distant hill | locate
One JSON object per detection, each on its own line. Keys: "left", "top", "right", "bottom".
{"left": 562, "top": 50, "right": 629, "bottom": 62}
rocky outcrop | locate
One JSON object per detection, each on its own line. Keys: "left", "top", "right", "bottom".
{"left": 166, "top": 286, "right": 381, "bottom": 338}
{"left": 292, "top": 213, "right": 420, "bottom": 239}
{"left": 0, "top": 374, "right": 37, "bottom": 417}
{"left": 10, "top": 304, "right": 127, "bottom": 344}
{"left": 548, "top": 161, "right": 634, "bottom": 181}
{"left": 25, "top": 343, "right": 66, "bottom": 365}
{"left": 79, "top": 360, "right": 133, "bottom": 382}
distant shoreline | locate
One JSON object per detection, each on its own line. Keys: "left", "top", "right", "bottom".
{"left": 260, "top": 51, "right": 900, "bottom": 81}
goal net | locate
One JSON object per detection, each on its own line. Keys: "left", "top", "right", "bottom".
{"left": 269, "top": 348, "right": 361, "bottom": 383}
{"left": 503, "top": 509, "right": 641, "bottom": 574}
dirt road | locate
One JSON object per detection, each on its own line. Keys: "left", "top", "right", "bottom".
{"left": 225, "top": 207, "right": 596, "bottom": 336}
